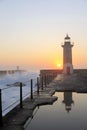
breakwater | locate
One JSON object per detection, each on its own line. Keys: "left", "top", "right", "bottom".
{"left": 0, "top": 69, "right": 87, "bottom": 130}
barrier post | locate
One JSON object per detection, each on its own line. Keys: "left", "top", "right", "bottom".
{"left": 45, "top": 75, "right": 46, "bottom": 87}
{"left": 37, "top": 77, "right": 39, "bottom": 94}
{"left": 0, "top": 89, "right": 3, "bottom": 126}
{"left": 30, "top": 79, "right": 33, "bottom": 99}
{"left": 20, "top": 83, "right": 23, "bottom": 108}
{"left": 41, "top": 76, "right": 43, "bottom": 90}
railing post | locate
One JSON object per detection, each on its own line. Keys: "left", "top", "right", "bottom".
{"left": 20, "top": 83, "right": 23, "bottom": 108}
{"left": 0, "top": 89, "right": 3, "bottom": 126}
{"left": 41, "top": 76, "right": 43, "bottom": 90}
{"left": 46, "top": 74, "right": 48, "bottom": 85}
{"left": 37, "top": 77, "right": 39, "bottom": 95}
{"left": 45, "top": 75, "right": 46, "bottom": 87}
{"left": 30, "top": 79, "right": 33, "bottom": 99}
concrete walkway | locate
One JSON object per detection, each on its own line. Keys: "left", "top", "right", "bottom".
{"left": 1, "top": 72, "right": 87, "bottom": 130}
{"left": 1, "top": 85, "right": 57, "bottom": 130}
{"left": 48, "top": 73, "right": 87, "bottom": 92}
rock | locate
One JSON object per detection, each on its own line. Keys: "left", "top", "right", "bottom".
{"left": 6, "top": 82, "right": 26, "bottom": 87}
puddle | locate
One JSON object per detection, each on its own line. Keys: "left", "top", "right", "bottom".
{"left": 24, "top": 92, "right": 87, "bottom": 130}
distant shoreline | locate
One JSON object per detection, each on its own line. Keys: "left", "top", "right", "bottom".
{"left": 0, "top": 70, "right": 26, "bottom": 75}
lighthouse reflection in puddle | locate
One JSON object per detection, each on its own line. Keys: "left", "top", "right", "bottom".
{"left": 62, "top": 92, "right": 74, "bottom": 113}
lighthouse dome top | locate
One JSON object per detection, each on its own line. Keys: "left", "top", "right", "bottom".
{"left": 64, "top": 34, "right": 70, "bottom": 40}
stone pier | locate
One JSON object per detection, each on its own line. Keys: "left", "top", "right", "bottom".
{"left": 1, "top": 69, "right": 87, "bottom": 130}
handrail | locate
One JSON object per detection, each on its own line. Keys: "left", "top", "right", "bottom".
{"left": 1, "top": 77, "right": 38, "bottom": 117}
{"left": 0, "top": 73, "right": 55, "bottom": 126}
{"left": 2, "top": 98, "right": 20, "bottom": 113}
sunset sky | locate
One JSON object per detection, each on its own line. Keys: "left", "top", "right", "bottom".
{"left": 0, "top": 0, "right": 87, "bottom": 71}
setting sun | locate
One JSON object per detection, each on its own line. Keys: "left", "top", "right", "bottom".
{"left": 57, "top": 64, "right": 61, "bottom": 68}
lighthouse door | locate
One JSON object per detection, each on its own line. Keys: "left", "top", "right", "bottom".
{"left": 67, "top": 66, "right": 70, "bottom": 74}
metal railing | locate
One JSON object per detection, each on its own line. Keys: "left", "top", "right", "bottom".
{"left": 0, "top": 73, "right": 56, "bottom": 126}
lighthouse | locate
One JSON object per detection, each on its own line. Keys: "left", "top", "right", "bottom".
{"left": 61, "top": 34, "right": 74, "bottom": 74}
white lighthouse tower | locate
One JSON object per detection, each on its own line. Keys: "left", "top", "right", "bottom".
{"left": 61, "top": 34, "right": 74, "bottom": 74}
